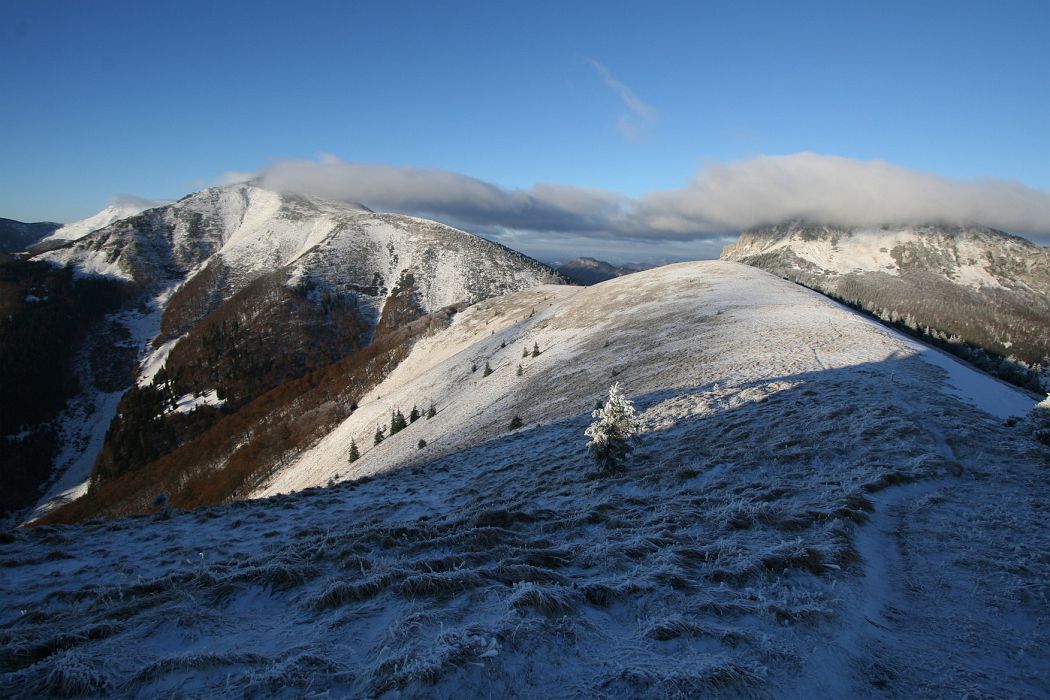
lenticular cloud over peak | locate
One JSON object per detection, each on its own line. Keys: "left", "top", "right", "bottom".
{"left": 647, "top": 153, "right": 1050, "bottom": 237}
{"left": 238, "top": 153, "right": 1050, "bottom": 245}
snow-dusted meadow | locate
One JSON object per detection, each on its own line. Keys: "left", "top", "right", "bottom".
{"left": 2, "top": 262, "right": 1047, "bottom": 697}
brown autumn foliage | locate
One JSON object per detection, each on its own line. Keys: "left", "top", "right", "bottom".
{"left": 36, "top": 301, "right": 458, "bottom": 525}
{"left": 159, "top": 256, "right": 230, "bottom": 339}
{"left": 92, "top": 269, "right": 371, "bottom": 484}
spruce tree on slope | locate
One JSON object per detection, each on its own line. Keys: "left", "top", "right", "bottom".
{"left": 585, "top": 382, "right": 641, "bottom": 471}
{"left": 391, "top": 409, "right": 408, "bottom": 434}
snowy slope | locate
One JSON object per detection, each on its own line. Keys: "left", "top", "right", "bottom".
{"left": 34, "top": 184, "right": 562, "bottom": 398}
{"left": 3, "top": 262, "right": 1045, "bottom": 697}
{"left": 258, "top": 261, "right": 1035, "bottom": 497}
{"left": 721, "top": 221, "right": 1050, "bottom": 389}
{"left": 41, "top": 202, "right": 152, "bottom": 243}
{"left": 721, "top": 221, "right": 1049, "bottom": 292}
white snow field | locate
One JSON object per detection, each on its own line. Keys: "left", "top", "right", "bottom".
{"left": 2, "top": 262, "right": 1048, "bottom": 698}
{"left": 40, "top": 203, "right": 153, "bottom": 244}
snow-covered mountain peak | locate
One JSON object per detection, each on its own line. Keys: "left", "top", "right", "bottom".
{"left": 37, "top": 184, "right": 559, "bottom": 297}
{"left": 42, "top": 201, "right": 157, "bottom": 244}
{"left": 19, "top": 184, "right": 565, "bottom": 524}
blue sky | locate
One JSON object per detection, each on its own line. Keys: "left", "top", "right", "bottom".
{"left": 2, "top": 0, "right": 1048, "bottom": 259}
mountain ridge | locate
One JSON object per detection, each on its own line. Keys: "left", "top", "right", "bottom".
{"left": 722, "top": 220, "right": 1050, "bottom": 391}
{"left": 8, "top": 184, "right": 566, "bottom": 523}
{"left": 0, "top": 218, "right": 61, "bottom": 253}
{"left": 554, "top": 257, "right": 655, "bottom": 285}
{"left": 16, "top": 260, "right": 1049, "bottom": 698}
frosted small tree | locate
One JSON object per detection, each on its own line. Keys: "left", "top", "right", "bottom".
{"left": 1032, "top": 394, "right": 1050, "bottom": 446}
{"left": 347, "top": 439, "right": 360, "bottom": 463}
{"left": 585, "top": 382, "right": 641, "bottom": 471}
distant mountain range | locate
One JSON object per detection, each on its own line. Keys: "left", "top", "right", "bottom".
{"left": 555, "top": 257, "right": 656, "bottom": 285}
{"left": 722, "top": 221, "right": 1050, "bottom": 391}
{"left": 0, "top": 218, "right": 60, "bottom": 253}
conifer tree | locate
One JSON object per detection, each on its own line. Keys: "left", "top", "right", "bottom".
{"left": 523, "top": 346, "right": 529, "bottom": 358}
{"left": 483, "top": 361, "right": 494, "bottom": 377}
{"left": 409, "top": 405, "right": 420, "bottom": 423}
{"left": 509, "top": 415, "right": 524, "bottom": 430}
{"left": 374, "top": 426, "right": 386, "bottom": 445}
{"left": 390, "top": 409, "right": 407, "bottom": 434}
{"left": 516, "top": 364, "right": 523, "bottom": 376}
{"left": 426, "top": 402, "right": 437, "bottom": 419}
{"left": 585, "top": 382, "right": 641, "bottom": 471}
{"left": 417, "top": 439, "right": 427, "bottom": 449}
{"left": 348, "top": 439, "right": 360, "bottom": 463}
{"left": 532, "top": 342, "right": 540, "bottom": 357}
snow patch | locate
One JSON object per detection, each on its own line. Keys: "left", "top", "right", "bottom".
{"left": 167, "top": 390, "right": 225, "bottom": 415}
{"left": 137, "top": 338, "right": 179, "bottom": 387}
{"left": 911, "top": 345, "right": 1033, "bottom": 419}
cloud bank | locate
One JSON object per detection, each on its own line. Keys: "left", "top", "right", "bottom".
{"left": 644, "top": 154, "right": 1050, "bottom": 238}
{"left": 235, "top": 153, "right": 1050, "bottom": 258}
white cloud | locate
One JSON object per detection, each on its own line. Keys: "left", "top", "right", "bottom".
{"left": 251, "top": 157, "right": 631, "bottom": 236}
{"left": 586, "top": 59, "right": 660, "bottom": 141}
{"left": 640, "top": 153, "right": 1050, "bottom": 237}
{"left": 237, "top": 153, "right": 1050, "bottom": 259}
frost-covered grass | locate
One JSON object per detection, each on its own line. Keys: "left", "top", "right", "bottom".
{"left": 2, "top": 262, "right": 1048, "bottom": 697}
